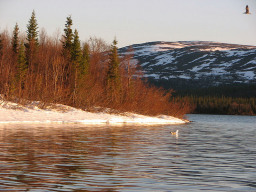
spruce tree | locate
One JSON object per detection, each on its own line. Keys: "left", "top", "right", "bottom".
{"left": 105, "top": 38, "right": 122, "bottom": 102}
{"left": 16, "top": 42, "right": 28, "bottom": 89}
{"left": 25, "top": 10, "right": 39, "bottom": 69}
{"left": 62, "top": 16, "right": 74, "bottom": 87}
{"left": 12, "top": 23, "right": 19, "bottom": 54}
{"left": 71, "top": 29, "right": 82, "bottom": 63}
{"left": 107, "top": 39, "right": 120, "bottom": 89}
{"left": 80, "top": 43, "right": 90, "bottom": 77}
{"left": 62, "top": 16, "right": 73, "bottom": 57}
{"left": 26, "top": 10, "right": 39, "bottom": 45}
{"left": 70, "top": 29, "right": 82, "bottom": 103}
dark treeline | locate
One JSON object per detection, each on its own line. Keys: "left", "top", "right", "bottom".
{"left": 173, "top": 96, "right": 256, "bottom": 115}
{"left": 148, "top": 70, "right": 256, "bottom": 116}
{"left": 149, "top": 78, "right": 256, "bottom": 98}
{"left": 174, "top": 83, "right": 256, "bottom": 98}
{"left": 173, "top": 84, "right": 256, "bottom": 115}
{"left": 0, "top": 11, "right": 191, "bottom": 117}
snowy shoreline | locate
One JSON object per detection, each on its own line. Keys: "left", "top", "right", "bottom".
{"left": 0, "top": 99, "right": 187, "bottom": 126}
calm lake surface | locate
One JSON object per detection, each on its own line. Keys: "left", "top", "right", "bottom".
{"left": 0, "top": 114, "right": 255, "bottom": 191}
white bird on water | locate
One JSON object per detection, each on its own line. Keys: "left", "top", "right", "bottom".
{"left": 171, "top": 130, "right": 179, "bottom": 136}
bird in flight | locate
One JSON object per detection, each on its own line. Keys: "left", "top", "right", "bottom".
{"left": 244, "top": 5, "right": 251, "bottom": 14}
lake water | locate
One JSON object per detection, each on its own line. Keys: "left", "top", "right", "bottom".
{"left": 0, "top": 114, "right": 255, "bottom": 191}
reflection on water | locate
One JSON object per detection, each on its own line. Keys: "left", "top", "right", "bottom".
{"left": 0, "top": 114, "right": 256, "bottom": 191}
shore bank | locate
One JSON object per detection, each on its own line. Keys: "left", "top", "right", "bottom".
{"left": 0, "top": 99, "right": 187, "bottom": 125}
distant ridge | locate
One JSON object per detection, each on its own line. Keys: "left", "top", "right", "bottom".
{"left": 119, "top": 41, "right": 256, "bottom": 89}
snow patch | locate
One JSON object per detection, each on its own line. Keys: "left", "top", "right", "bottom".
{"left": 156, "top": 43, "right": 186, "bottom": 50}
{"left": 144, "top": 74, "right": 160, "bottom": 79}
{"left": 191, "top": 63, "right": 210, "bottom": 72}
{"left": 211, "top": 67, "right": 226, "bottom": 75}
{"left": 199, "top": 47, "right": 237, "bottom": 52}
{"left": 153, "top": 54, "right": 175, "bottom": 66}
{"left": 178, "top": 75, "right": 191, "bottom": 79}
{"left": 237, "top": 71, "right": 255, "bottom": 80}
{"left": 132, "top": 43, "right": 187, "bottom": 56}
{"left": 189, "top": 54, "right": 209, "bottom": 64}
{"left": 224, "top": 49, "right": 256, "bottom": 57}
{"left": 0, "top": 99, "right": 186, "bottom": 125}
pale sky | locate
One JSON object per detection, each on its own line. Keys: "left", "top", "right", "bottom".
{"left": 0, "top": 0, "right": 256, "bottom": 47}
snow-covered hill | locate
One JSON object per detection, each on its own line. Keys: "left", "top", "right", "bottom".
{"left": 119, "top": 41, "right": 256, "bottom": 88}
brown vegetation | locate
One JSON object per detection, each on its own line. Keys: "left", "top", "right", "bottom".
{"left": 0, "top": 13, "right": 191, "bottom": 118}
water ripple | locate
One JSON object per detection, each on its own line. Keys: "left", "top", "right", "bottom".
{"left": 0, "top": 115, "right": 255, "bottom": 191}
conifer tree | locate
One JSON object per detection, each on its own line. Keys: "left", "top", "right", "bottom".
{"left": 12, "top": 23, "right": 19, "bottom": 54}
{"left": 70, "top": 29, "right": 82, "bottom": 103}
{"left": 25, "top": 10, "right": 39, "bottom": 69}
{"left": 62, "top": 16, "right": 73, "bottom": 57}
{"left": 16, "top": 42, "right": 28, "bottom": 89}
{"left": 71, "top": 29, "right": 82, "bottom": 63}
{"left": 26, "top": 10, "right": 39, "bottom": 45}
{"left": 107, "top": 39, "right": 120, "bottom": 91}
{"left": 62, "top": 16, "right": 74, "bottom": 87}
{"left": 79, "top": 43, "right": 90, "bottom": 78}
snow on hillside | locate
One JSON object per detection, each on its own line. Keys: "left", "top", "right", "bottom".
{"left": 0, "top": 99, "right": 186, "bottom": 125}
{"left": 125, "top": 42, "right": 188, "bottom": 55}
{"left": 119, "top": 41, "right": 256, "bottom": 87}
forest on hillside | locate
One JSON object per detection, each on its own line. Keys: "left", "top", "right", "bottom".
{"left": 0, "top": 11, "right": 191, "bottom": 117}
